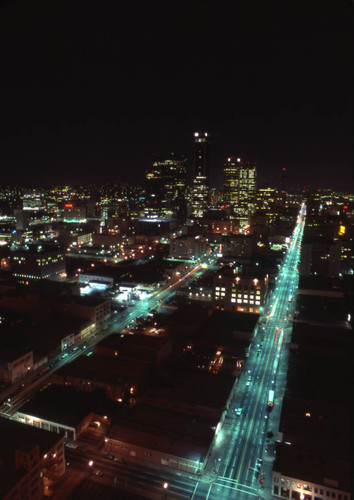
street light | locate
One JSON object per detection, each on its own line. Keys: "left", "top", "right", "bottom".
{"left": 162, "top": 482, "right": 169, "bottom": 499}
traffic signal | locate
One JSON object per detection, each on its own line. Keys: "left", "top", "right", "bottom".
{"left": 260, "top": 474, "right": 264, "bottom": 483}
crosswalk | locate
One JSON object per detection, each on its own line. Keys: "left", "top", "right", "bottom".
{"left": 69, "top": 479, "right": 149, "bottom": 500}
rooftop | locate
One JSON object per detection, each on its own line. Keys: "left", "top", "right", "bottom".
{"left": 18, "top": 384, "right": 120, "bottom": 426}
{"left": 55, "top": 353, "right": 150, "bottom": 384}
{"left": 0, "top": 416, "right": 63, "bottom": 499}
{"left": 274, "top": 442, "right": 352, "bottom": 493}
{"left": 108, "top": 403, "right": 214, "bottom": 463}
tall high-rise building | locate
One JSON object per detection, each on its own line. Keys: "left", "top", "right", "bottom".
{"left": 191, "top": 132, "right": 211, "bottom": 218}
{"left": 224, "top": 157, "right": 257, "bottom": 219}
{"left": 224, "top": 157, "right": 241, "bottom": 209}
{"left": 144, "top": 154, "right": 187, "bottom": 219}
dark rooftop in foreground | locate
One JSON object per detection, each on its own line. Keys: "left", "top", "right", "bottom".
{"left": 274, "top": 442, "right": 352, "bottom": 493}
{"left": 54, "top": 353, "right": 150, "bottom": 385}
{"left": 0, "top": 417, "right": 62, "bottom": 499}
{"left": 109, "top": 403, "right": 214, "bottom": 463}
{"left": 18, "top": 384, "right": 121, "bottom": 426}
{"left": 0, "top": 416, "right": 61, "bottom": 459}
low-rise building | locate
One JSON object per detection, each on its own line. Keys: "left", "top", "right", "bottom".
{"left": 10, "top": 244, "right": 66, "bottom": 283}
{"left": 0, "top": 349, "right": 33, "bottom": 383}
{"left": 56, "top": 295, "right": 110, "bottom": 328}
{"left": 222, "top": 234, "right": 257, "bottom": 259}
{"left": 94, "top": 333, "right": 173, "bottom": 369}
{"left": 52, "top": 354, "right": 149, "bottom": 402}
{"left": 300, "top": 237, "right": 342, "bottom": 277}
{"left": 15, "top": 385, "right": 118, "bottom": 441}
{"left": 206, "top": 219, "right": 239, "bottom": 235}
{"left": 169, "top": 236, "right": 209, "bottom": 260}
{"left": 273, "top": 444, "right": 351, "bottom": 500}
{"left": 212, "top": 268, "right": 268, "bottom": 314}
{"left": 105, "top": 403, "right": 215, "bottom": 474}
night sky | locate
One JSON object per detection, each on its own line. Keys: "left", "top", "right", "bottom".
{"left": 0, "top": 1, "right": 352, "bottom": 189}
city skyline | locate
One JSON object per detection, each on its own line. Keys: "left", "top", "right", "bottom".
{"left": 0, "top": 1, "right": 352, "bottom": 190}
{"left": 0, "top": 2, "right": 352, "bottom": 497}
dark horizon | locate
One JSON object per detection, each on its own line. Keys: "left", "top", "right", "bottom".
{"left": 0, "top": 1, "right": 353, "bottom": 190}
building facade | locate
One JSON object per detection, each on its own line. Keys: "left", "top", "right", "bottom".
{"left": 224, "top": 157, "right": 257, "bottom": 219}
{"left": 10, "top": 245, "right": 66, "bottom": 283}
{"left": 212, "top": 269, "right": 268, "bottom": 314}
{"left": 22, "top": 191, "right": 44, "bottom": 211}
{"left": 0, "top": 419, "right": 65, "bottom": 500}
{"left": 169, "top": 236, "right": 209, "bottom": 260}
{"left": 144, "top": 154, "right": 187, "bottom": 219}
{"left": 0, "top": 350, "right": 33, "bottom": 383}
{"left": 272, "top": 467, "right": 351, "bottom": 500}
{"left": 63, "top": 204, "right": 87, "bottom": 223}
{"left": 191, "top": 132, "right": 211, "bottom": 218}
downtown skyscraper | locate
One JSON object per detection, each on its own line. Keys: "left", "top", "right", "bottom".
{"left": 144, "top": 153, "right": 187, "bottom": 219}
{"left": 191, "top": 132, "right": 211, "bottom": 218}
{"left": 224, "top": 157, "right": 257, "bottom": 220}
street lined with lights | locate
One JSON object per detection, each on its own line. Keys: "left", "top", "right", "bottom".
{"left": 191, "top": 203, "right": 306, "bottom": 500}
{"left": 0, "top": 207, "right": 307, "bottom": 500}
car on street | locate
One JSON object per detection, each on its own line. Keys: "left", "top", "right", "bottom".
{"left": 114, "top": 456, "right": 127, "bottom": 463}
{"left": 235, "top": 408, "right": 243, "bottom": 416}
{"left": 104, "top": 454, "right": 115, "bottom": 460}
{"left": 65, "top": 442, "right": 78, "bottom": 449}
{"left": 93, "top": 470, "right": 104, "bottom": 477}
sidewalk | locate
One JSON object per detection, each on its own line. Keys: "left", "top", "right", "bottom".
{"left": 51, "top": 468, "right": 86, "bottom": 500}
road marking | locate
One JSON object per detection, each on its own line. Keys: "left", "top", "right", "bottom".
{"left": 234, "top": 323, "right": 275, "bottom": 489}
{"left": 214, "top": 480, "right": 259, "bottom": 496}
{"left": 205, "top": 483, "right": 212, "bottom": 500}
{"left": 190, "top": 481, "right": 199, "bottom": 500}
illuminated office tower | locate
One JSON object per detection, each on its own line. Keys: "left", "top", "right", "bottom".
{"left": 23, "top": 190, "right": 44, "bottom": 211}
{"left": 144, "top": 154, "right": 186, "bottom": 219}
{"left": 256, "top": 186, "right": 277, "bottom": 211}
{"left": 224, "top": 157, "right": 241, "bottom": 211}
{"left": 191, "top": 132, "right": 211, "bottom": 218}
{"left": 224, "top": 157, "right": 257, "bottom": 219}
{"left": 238, "top": 161, "right": 257, "bottom": 217}
{"left": 63, "top": 204, "right": 87, "bottom": 222}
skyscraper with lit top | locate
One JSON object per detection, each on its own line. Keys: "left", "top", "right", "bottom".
{"left": 191, "top": 132, "right": 211, "bottom": 218}
{"left": 224, "top": 157, "right": 257, "bottom": 220}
